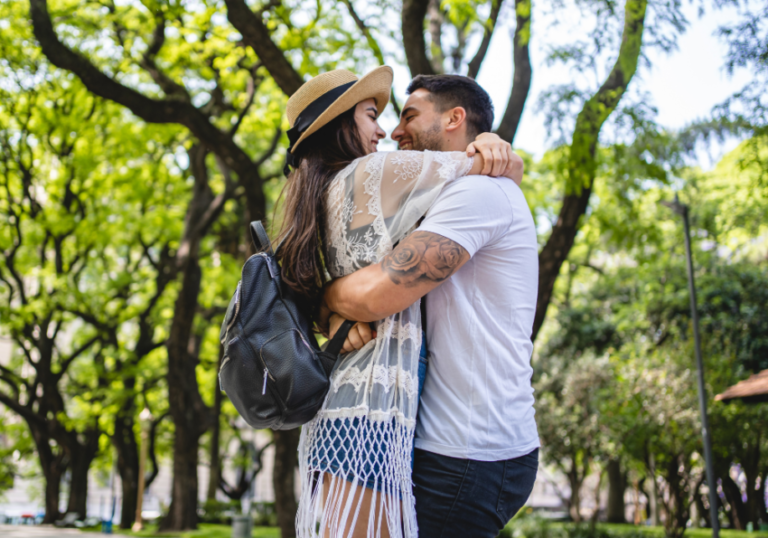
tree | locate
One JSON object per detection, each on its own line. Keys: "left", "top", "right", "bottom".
{"left": 535, "top": 353, "right": 614, "bottom": 522}
{"left": 397, "top": 0, "right": 665, "bottom": 339}
{"left": 697, "top": 264, "right": 768, "bottom": 530}
{"left": 531, "top": 126, "right": 768, "bottom": 533}
{"left": 11, "top": 0, "right": 753, "bottom": 533}
{"left": 21, "top": 0, "right": 332, "bottom": 529}
{"left": 0, "top": 9, "right": 208, "bottom": 523}
{"left": 0, "top": 85, "right": 155, "bottom": 521}
{"left": 218, "top": 433, "right": 273, "bottom": 500}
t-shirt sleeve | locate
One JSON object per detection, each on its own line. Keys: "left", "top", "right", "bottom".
{"left": 416, "top": 176, "right": 512, "bottom": 257}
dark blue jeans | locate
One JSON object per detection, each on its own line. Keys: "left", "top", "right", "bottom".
{"left": 413, "top": 447, "right": 539, "bottom": 538}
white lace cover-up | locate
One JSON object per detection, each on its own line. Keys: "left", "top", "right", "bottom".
{"left": 296, "top": 150, "right": 474, "bottom": 538}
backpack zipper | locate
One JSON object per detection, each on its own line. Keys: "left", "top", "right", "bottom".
{"left": 296, "top": 330, "right": 313, "bottom": 353}
{"left": 258, "top": 329, "right": 314, "bottom": 391}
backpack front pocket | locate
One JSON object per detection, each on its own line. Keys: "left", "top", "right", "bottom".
{"left": 259, "top": 329, "right": 327, "bottom": 408}
{"left": 220, "top": 334, "right": 281, "bottom": 428}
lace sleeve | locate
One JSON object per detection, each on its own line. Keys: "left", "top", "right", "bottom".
{"left": 353, "top": 150, "right": 473, "bottom": 241}
{"left": 324, "top": 150, "right": 473, "bottom": 276}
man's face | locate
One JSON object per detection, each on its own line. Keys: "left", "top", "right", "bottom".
{"left": 391, "top": 89, "right": 445, "bottom": 151}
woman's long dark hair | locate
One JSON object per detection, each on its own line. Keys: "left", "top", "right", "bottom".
{"left": 276, "top": 106, "right": 368, "bottom": 310}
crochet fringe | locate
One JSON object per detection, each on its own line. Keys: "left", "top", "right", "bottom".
{"left": 296, "top": 414, "right": 417, "bottom": 538}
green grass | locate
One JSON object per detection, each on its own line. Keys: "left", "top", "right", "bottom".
{"left": 595, "top": 523, "right": 768, "bottom": 538}
{"left": 87, "top": 521, "right": 768, "bottom": 538}
{"left": 518, "top": 522, "right": 768, "bottom": 538}
{"left": 106, "top": 523, "right": 279, "bottom": 538}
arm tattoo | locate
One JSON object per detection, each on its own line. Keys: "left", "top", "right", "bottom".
{"left": 381, "top": 231, "right": 469, "bottom": 288}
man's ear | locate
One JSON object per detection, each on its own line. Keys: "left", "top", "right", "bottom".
{"left": 444, "top": 107, "right": 467, "bottom": 133}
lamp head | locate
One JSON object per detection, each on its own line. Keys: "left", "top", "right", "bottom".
{"left": 139, "top": 407, "right": 153, "bottom": 424}
{"left": 660, "top": 194, "right": 687, "bottom": 216}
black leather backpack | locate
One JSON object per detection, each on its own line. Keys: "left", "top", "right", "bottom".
{"left": 219, "top": 221, "right": 353, "bottom": 430}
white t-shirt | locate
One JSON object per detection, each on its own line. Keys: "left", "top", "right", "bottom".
{"left": 414, "top": 175, "right": 540, "bottom": 461}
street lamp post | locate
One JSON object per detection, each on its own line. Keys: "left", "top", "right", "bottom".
{"left": 132, "top": 407, "right": 153, "bottom": 532}
{"left": 661, "top": 195, "right": 720, "bottom": 538}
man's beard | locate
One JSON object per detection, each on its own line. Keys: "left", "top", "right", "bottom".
{"left": 411, "top": 121, "right": 444, "bottom": 151}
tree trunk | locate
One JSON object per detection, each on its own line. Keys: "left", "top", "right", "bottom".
{"left": 661, "top": 455, "right": 691, "bottom": 538}
{"left": 159, "top": 255, "right": 209, "bottom": 531}
{"left": 531, "top": 0, "right": 648, "bottom": 341}
{"left": 207, "top": 347, "right": 225, "bottom": 501}
{"left": 44, "top": 464, "right": 65, "bottom": 523}
{"left": 495, "top": 0, "right": 532, "bottom": 145}
{"left": 568, "top": 464, "right": 583, "bottom": 523}
{"left": 606, "top": 459, "right": 627, "bottom": 523}
{"left": 159, "top": 145, "right": 220, "bottom": 531}
{"left": 722, "top": 496, "right": 735, "bottom": 530}
{"left": 721, "top": 471, "right": 747, "bottom": 530}
{"left": 648, "top": 453, "right": 660, "bottom": 526}
{"left": 696, "top": 490, "right": 712, "bottom": 528}
{"left": 691, "top": 474, "right": 707, "bottom": 528}
{"left": 402, "top": 0, "right": 437, "bottom": 76}
{"left": 162, "top": 417, "right": 202, "bottom": 530}
{"left": 759, "top": 468, "right": 768, "bottom": 525}
{"left": 590, "top": 468, "right": 604, "bottom": 523}
{"left": 222, "top": 0, "right": 303, "bottom": 96}
{"left": 273, "top": 429, "right": 301, "bottom": 538}
{"left": 741, "top": 438, "right": 762, "bottom": 528}
{"left": 29, "top": 422, "right": 66, "bottom": 523}
{"left": 113, "top": 410, "right": 140, "bottom": 529}
{"left": 66, "top": 460, "right": 89, "bottom": 518}
{"left": 66, "top": 430, "right": 100, "bottom": 519}
{"left": 426, "top": 0, "right": 445, "bottom": 73}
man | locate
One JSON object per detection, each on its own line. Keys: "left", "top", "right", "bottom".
{"left": 323, "top": 75, "right": 539, "bottom": 538}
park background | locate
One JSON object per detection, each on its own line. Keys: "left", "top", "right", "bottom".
{"left": 0, "top": 0, "right": 767, "bottom": 536}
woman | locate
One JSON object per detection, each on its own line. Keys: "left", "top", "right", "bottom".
{"left": 275, "top": 66, "right": 518, "bottom": 538}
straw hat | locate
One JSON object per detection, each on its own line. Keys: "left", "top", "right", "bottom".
{"left": 284, "top": 66, "right": 393, "bottom": 167}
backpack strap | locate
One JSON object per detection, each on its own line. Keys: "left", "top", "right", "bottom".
{"left": 420, "top": 297, "right": 427, "bottom": 332}
{"left": 324, "top": 319, "right": 355, "bottom": 356}
{"left": 250, "top": 221, "right": 273, "bottom": 256}
{"left": 316, "top": 319, "right": 355, "bottom": 376}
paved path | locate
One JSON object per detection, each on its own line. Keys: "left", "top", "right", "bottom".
{"left": 0, "top": 524, "right": 99, "bottom": 537}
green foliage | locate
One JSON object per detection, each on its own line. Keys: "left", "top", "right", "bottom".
{"left": 251, "top": 502, "right": 278, "bottom": 527}
{"left": 0, "top": 412, "right": 34, "bottom": 497}
{"left": 0, "top": 0, "right": 765, "bottom": 530}
{"left": 198, "top": 499, "right": 242, "bottom": 524}
{"left": 500, "top": 520, "right": 768, "bottom": 538}
{"left": 532, "top": 133, "right": 768, "bottom": 535}
{"left": 111, "top": 522, "right": 280, "bottom": 537}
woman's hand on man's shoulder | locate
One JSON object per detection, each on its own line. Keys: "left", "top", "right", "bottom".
{"left": 466, "top": 132, "right": 523, "bottom": 186}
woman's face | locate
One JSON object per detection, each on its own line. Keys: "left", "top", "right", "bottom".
{"left": 354, "top": 98, "right": 386, "bottom": 154}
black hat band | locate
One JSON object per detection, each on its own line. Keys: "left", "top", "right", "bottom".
{"left": 284, "top": 80, "right": 357, "bottom": 175}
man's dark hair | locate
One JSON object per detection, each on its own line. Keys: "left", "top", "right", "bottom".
{"left": 406, "top": 75, "right": 494, "bottom": 139}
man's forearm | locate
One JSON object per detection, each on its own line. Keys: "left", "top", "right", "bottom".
{"left": 324, "top": 231, "right": 470, "bottom": 322}
{"left": 325, "top": 265, "right": 401, "bottom": 322}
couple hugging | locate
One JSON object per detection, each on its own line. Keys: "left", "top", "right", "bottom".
{"left": 275, "top": 66, "right": 539, "bottom": 538}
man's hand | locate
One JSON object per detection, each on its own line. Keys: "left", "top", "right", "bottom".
{"left": 466, "top": 132, "right": 524, "bottom": 186}
{"left": 328, "top": 313, "right": 377, "bottom": 354}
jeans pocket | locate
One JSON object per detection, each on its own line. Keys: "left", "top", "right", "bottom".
{"left": 517, "top": 449, "right": 540, "bottom": 470}
{"left": 496, "top": 455, "right": 539, "bottom": 518}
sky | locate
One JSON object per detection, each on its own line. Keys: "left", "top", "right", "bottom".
{"left": 377, "top": 1, "right": 752, "bottom": 168}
